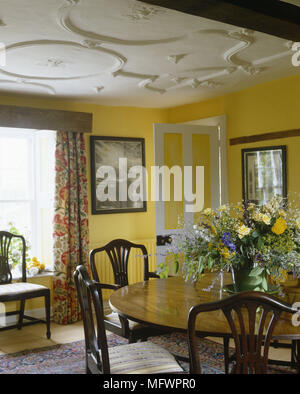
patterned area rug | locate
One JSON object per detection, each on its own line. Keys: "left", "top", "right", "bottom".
{"left": 0, "top": 332, "right": 296, "bottom": 374}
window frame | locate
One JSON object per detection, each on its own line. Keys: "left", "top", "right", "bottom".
{"left": 0, "top": 127, "right": 55, "bottom": 270}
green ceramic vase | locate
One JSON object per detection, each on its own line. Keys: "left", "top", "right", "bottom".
{"left": 231, "top": 265, "right": 266, "bottom": 292}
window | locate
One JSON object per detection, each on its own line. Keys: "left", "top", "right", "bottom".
{"left": 0, "top": 127, "right": 56, "bottom": 272}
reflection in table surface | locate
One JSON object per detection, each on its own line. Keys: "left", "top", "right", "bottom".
{"left": 109, "top": 272, "right": 300, "bottom": 339}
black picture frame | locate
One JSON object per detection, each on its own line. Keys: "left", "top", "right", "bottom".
{"left": 242, "top": 145, "right": 287, "bottom": 205}
{"left": 90, "top": 136, "right": 147, "bottom": 214}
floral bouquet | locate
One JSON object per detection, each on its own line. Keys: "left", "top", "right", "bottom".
{"left": 6, "top": 222, "right": 31, "bottom": 269}
{"left": 6, "top": 223, "right": 45, "bottom": 277}
{"left": 160, "top": 195, "right": 300, "bottom": 291}
{"left": 27, "top": 257, "right": 45, "bottom": 275}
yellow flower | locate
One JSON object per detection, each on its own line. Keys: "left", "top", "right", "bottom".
{"left": 220, "top": 247, "right": 230, "bottom": 259}
{"left": 252, "top": 212, "right": 270, "bottom": 225}
{"left": 220, "top": 247, "right": 235, "bottom": 261}
{"left": 210, "top": 225, "right": 217, "bottom": 236}
{"left": 203, "top": 208, "right": 215, "bottom": 216}
{"left": 271, "top": 217, "right": 287, "bottom": 235}
{"left": 237, "top": 224, "right": 251, "bottom": 239}
{"left": 295, "top": 218, "right": 300, "bottom": 230}
{"left": 218, "top": 205, "right": 227, "bottom": 212}
{"left": 234, "top": 205, "right": 243, "bottom": 212}
{"left": 27, "top": 257, "right": 45, "bottom": 272}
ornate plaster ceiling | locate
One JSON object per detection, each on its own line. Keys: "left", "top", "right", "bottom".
{"left": 280, "top": 1, "right": 299, "bottom": 6}
{"left": 0, "top": 0, "right": 299, "bottom": 108}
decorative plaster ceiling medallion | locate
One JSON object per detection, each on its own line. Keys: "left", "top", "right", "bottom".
{"left": 57, "top": 0, "right": 184, "bottom": 46}
{"left": 125, "top": 4, "right": 165, "bottom": 21}
{"left": 37, "top": 58, "right": 68, "bottom": 68}
{"left": 0, "top": 40, "right": 126, "bottom": 80}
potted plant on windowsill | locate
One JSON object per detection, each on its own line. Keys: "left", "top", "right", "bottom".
{"left": 7, "top": 223, "right": 46, "bottom": 278}
{"left": 159, "top": 196, "right": 300, "bottom": 293}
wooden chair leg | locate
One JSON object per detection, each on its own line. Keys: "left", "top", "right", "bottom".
{"left": 45, "top": 292, "right": 51, "bottom": 339}
{"left": 223, "top": 337, "right": 230, "bottom": 374}
{"left": 18, "top": 299, "right": 25, "bottom": 330}
{"left": 128, "top": 333, "right": 137, "bottom": 344}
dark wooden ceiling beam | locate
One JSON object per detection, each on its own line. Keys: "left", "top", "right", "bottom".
{"left": 230, "top": 128, "right": 300, "bottom": 145}
{"left": 140, "top": 0, "right": 300, "bottom": 41}
{"left": 0, "top": 105, "right": 93, "bottom": 133}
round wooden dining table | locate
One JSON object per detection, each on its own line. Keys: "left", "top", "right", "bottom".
{"left": 109, "top": 272, "right": 300, "bottom": 370}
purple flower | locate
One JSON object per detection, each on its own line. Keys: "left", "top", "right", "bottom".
{"left": 221, "top": 232, "right": 236, "bottom": 252}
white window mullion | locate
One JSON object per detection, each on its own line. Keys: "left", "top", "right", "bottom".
{"left": 32, "top": 132, "right": 42, "bottom": 260}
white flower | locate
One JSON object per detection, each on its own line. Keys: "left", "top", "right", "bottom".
{"left": 261, "top": 214, "right": 271, "bottom": 225}
{"left": 237, "top": 224, "right": 251, "bottom": 239}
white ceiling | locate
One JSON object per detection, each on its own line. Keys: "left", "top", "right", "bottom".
{"left": 0, "top": 0, "right": 299, "bottom": 108}
{"left": 280, "top": 0, "right": 300, "bottom": 6}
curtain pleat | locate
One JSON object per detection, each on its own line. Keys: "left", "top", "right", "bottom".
{"left": 53, "top": 131, "right": 89, "bottom": 324}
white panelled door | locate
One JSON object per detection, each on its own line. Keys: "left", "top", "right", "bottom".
{"left": 154, "top": 119, "right": 227, "bottom": 267}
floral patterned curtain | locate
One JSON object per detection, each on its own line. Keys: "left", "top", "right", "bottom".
{"left": 53, "top": 131, "right": 89, "bottom": 324}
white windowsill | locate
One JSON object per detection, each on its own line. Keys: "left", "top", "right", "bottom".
{"left": 12, "top": 270, "right": 54, "bottom": 281}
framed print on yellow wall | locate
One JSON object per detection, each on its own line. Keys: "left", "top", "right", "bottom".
{"left": 242, "top": 145, "right": 287, "bottom": 206}
{"left": 90, "top": 136, "right": 147, "bottom": 214}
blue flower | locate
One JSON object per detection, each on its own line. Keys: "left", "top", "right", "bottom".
{"left": 221, "top": 232, "right": 236, "bottom": 252}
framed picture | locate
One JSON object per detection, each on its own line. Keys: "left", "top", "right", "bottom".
{"left": 90, "top": 136, "right": 147, "bottom": 214}
{"left": 242, "top": 145, "right": 287, "bottom": 205}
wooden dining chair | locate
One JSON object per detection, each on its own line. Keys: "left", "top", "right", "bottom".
{"left": 187, "top": 291, "right": 296, "bottom": 374}
{"left": 0, "top": 231, "right": 51, "bottom": 338}
{"left": 89, "top": 238, "right": 167, "bottom": 343}
{"left": 74, "top": 265, "right": 183, "bottom": 374}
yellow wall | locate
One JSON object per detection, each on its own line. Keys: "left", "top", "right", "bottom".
{"left": 2, "top": 72, "right": 300, "bottom": 311}
{"left": 0, "top": 94, "right": 168, "bottom": 245}
{"left": 168, "top": 74, "right": 300, "bottom": 204}
{"left": 0, "top": 94, "right": 168, "bottom": 310}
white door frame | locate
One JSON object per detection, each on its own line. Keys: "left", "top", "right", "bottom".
{"left": 154, "top": 123, "right": 219, "bottom": 235}
{"left": 183, "top": 115, "right": 228, "bottom": 206}
{"left": 153, "top": 116, "right": 228, "bottom": 265}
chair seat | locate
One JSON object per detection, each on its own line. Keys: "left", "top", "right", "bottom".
{"left": 104, "top": 312, "right": 144, "bottom": 331}
{"left": 0, "top": 282, "right": 48, "bottom": 296}
{"left": 108, "top": 341, "right": 183, "bottom": 374}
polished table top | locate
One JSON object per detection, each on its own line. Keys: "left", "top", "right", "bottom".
{"left": 109, "top": 272, "right": 300, "bottom": 339}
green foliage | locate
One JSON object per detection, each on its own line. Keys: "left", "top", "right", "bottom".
{"left": 159, "top": 196, "right": 300, "bottom": 283}
{"left": 6, "top": 223, "right": 31, "bottom": 268}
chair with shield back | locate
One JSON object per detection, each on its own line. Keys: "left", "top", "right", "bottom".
{"left": 89, "top": 238, "right": 168, "bottom": 343}
{"left": 0, "top": 231, "right": 51, "bottom": 338}
{"left": 187, "top": 291, "right": 296, "bottom": 374}
{"left": 74, "top": 264, "right": 183, "bottom": 374}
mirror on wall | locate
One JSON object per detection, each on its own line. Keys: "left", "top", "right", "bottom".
{"left": 242, "top": 146, "right": 287, "bottom": 205}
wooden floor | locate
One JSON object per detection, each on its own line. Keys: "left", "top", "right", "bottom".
{"left": 0, "top": 320, "right": 293, "bottom": 367}
{"left": 0, "top": 321, "right": 84, "bottom": 354}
